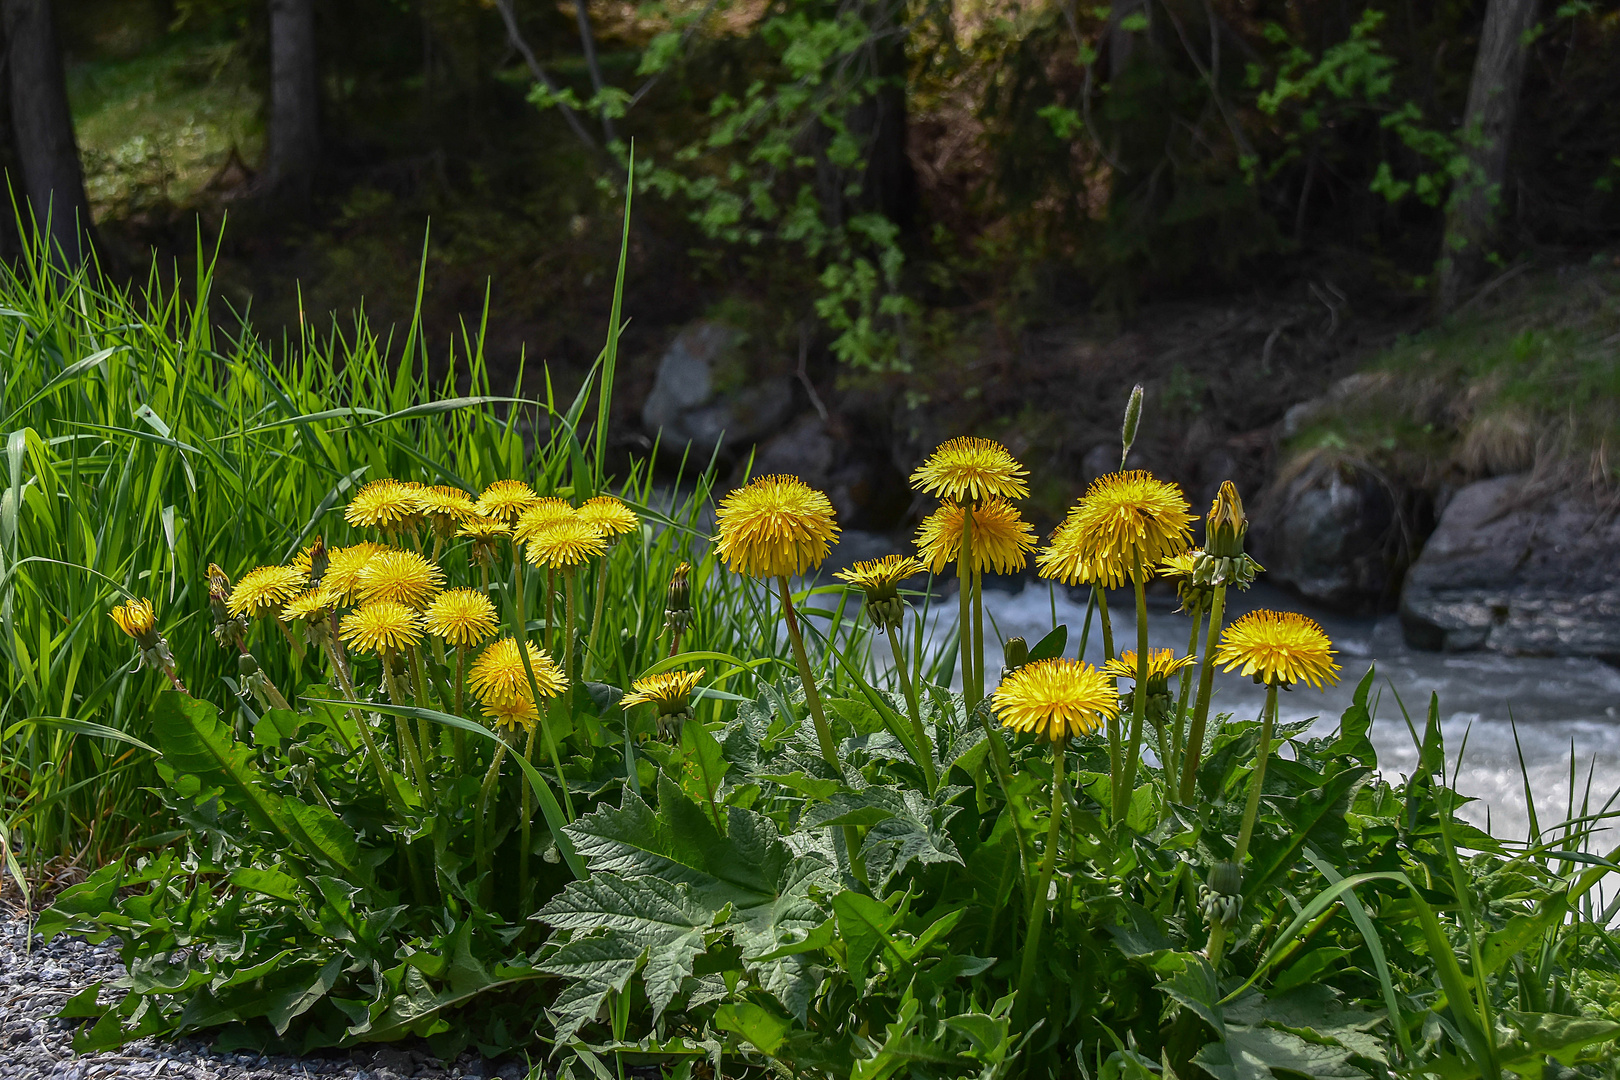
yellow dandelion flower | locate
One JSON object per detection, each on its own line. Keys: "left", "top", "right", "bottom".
{"left": 621, "top": 668, "right": 705, "bottom": 715}
{"left": 1216, "top": 610, "right": 1341, "bottom": 689}
{"left": 345, "top": 478, "right": 424, "bottom": 531}
{"left": 513, "top": 497, "right": 579, "bottom": 545}
{"left": 109, "top": 597, "right": 157, "bottom": 640}
{"left": 468, "top": 637, "right": 568, "bottom": 704}
{"left": 357, "top": 548, "right": 445, "bottom": 608}
{"left": 457, "top": 513, "right": 510, "bottom": 541}
{"left": 1037, "top": 471, "right": 1194, "bottom": 588}
{"left": 578, "top": 495, "right": 639, "bottom": 539}
{"left": 228, "top": 564, "right": 308, "bottom": 618}
{"left": 423, "top": 588, "right": 499, "bottom": 647}
{"left": 915, "top": 499, "right": 1036, "bottom": 575}
{"left": 714, "top": 475, "right": 841, "bottom": 580}
{"left": 1103, "top": 648, "right": 1198, "bottom": 683}
{"left": 483, "top": 697, "right": 541, "bottom": 734}
{"left": 415, "top": 485, "right": 478, "bottom": 533}
{"left": 321, "top": 543, "right": 389, "bottom": 606}
{"left": 524, "top": 518, "right": 609, "bottom": 568}
{"left": 909, "top": 437, "right": 1030, "bottom": 503}
{"left": 279, "top": 590, "right": 331, "bottom": 624}
{"left": 476, "top": 479, "right": 541, "bottom": 522}
{"left": 992, "top": 658, "right": 1120, "bottom": 742}
{"left": 835, "top": 554, "right": 924, "bottom": 601}
{"left": 339, "top": 601, "right": 424, "bottom": 654}
{"left": 1160, "top": 550, "right": 1200, "bottom": 581}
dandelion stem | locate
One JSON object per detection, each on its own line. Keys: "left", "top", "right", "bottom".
{"left": 1117, "top": 550, "right": 1151, "bottom": 822}
{"left": 545, "top": 567, "right": 556, "bottom": 658}
{"left": 475, "top": 738, "right": 508, "bottom": 901}
{"left": 957, "top": 506, "right": 976, "bottom": 708}
{"left": 776, "top": 576, "right": 837, "bottom": 767}
{"left": 585, "top": 549, "right": 610, "bottom": 678}
{"left": 383, "top": 651, "right": 431, "bottom": 798}
{"left": 1018, "top": 740, "right": 1066, "bottom": 1003}
{"left": 406, "top": 644, "right": 438, "bottom": 777}
{"left": 1234, "top": 682, "right": 1279, "bottom": 867}
{"left": 1179, "top": 584, "right": 1228, "bottom": 803}
{"left": 971, "top": 565, "right": 985, "bottom": 706}
{"left": 1096, "top": 585, "right": 1115, "bottom": 661}
{"left": 564, "top": 569, "right": 578, "bottom": 683}
{"left": 511, "top": 551, "right": 575, "bottom": 823}
{"left": 519, "top": 723, "right": 540, "bottom": 905}
{"left": 886, "top": 622, "right": 936, "bottom": 791}
{"left": 453, "top": 644, "right": 468, "bottom": 766}
{"left": 1169, "top": 607, "right": 1203, "bottom": 798}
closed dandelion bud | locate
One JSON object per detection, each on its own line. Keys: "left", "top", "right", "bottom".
{"left": 307, "top": 535, "right": 329, "bottom": 590}
{"left": 1001, "top": 636, "right": 1030, "bottom": 680}
{"left": 1198, "top": 860, "right": 1245, "bottom": 927}
{"left": 663, "top": 563, "right": 693, "bottom": 636}
{"left": 1209, "top": 859, "right": 1243, "bottom": 896}
{"left": 237, "top": 652, "right": 261, "bottom": 678}
{"left": 836, "top": 555, "right": 922, "bottom": 632}
{"left": 1120, "top": 384, "right": 1145, "bottom": 467}
{"left": 1206, "top": 481, "right": 1248, "bottom": 559}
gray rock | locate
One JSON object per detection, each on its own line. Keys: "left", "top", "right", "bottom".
{"left": 1400, "top": 474, "right": 1620, "bottom": 659}
{"left": 641, "top": 322, "right": 793, "bottom": 454}
{"left": 1257, "top": 453, "right": 1404, "bottom": 611}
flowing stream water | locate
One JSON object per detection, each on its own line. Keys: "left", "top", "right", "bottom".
{"left": 874, "top": 579, "right": 1620, "bottom": 845}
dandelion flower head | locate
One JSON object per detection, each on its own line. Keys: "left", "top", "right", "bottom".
{"left": 1103, "top": 648, "right": 1197, "bottom": 683}
{"left": 279, "top": 590, "right": 331, "bottom": 624}
{"left": 340, "top": 601, "right": 423, "bottom": 654}
{"left": 524, "top": 517, "right": 608, "bottom": 568}
{"left": 423, "top": 588, "right": 499, "bottom": 647}
{"left": 993, "top": 658, "right": 1120, "bottom": 742}
{"left": 578, "top": 495, "right": 639, "bottom": 538}
{"left": 835, "top": 554, "right": 923, "bottom": 601}
{"left": 110, "top": 597, "right": 157, "bottom": 640}
{"left": 1037, "top": 472, "right": 1194, "bottom": 588}
{"left": 909, "top": 437, "right": 1029, "bottom": 503}
{"left": 714, "top": 474, "right": 840, "bottom": 580}
{"left": 415, "top": 485, "right": 478, "bottom": 532}
{"left": 1216, "top": 610, "right": 1340, "bottom": 689}
{"left": 915, "top": 499, "right": 1036, "bottom": 575}
{"left": 483, "top": 696, "right": 541, "bottom": 734}
{"left": 357, "top": 548, "right": 445, "bottom": 608}
{"left": 345, "top": 478, "right": 424, "bottom": 531}
{"left": 468, "top": 637, "right": 569, "bottom": 705}
{"left": 476, "top": 479, "right": 540, "bottom": 523}
{"left": 320, "top": 543, "right": 389, "bottom": 606}
{"left": 228, "top": 564, "right": 308, "bottom": 618}
{"left": 621, "top": 668, "right": 705, "bottom": 715}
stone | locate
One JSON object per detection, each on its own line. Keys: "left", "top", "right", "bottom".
{"left": 1256, "top": 452, "right": 1403, "bottom": 611}
{"left": 1400, "top": 474, "right": 1620, "bottom": 659}
{"left": 751, "top": 414, "right": 837, "bottom": 485}
{"left": 640, "top": 321, "right": 794, "bottom": 455}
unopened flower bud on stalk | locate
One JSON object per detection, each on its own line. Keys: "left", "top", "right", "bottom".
{"left": 1000, "top": 636, "right": 1030, "bottom": 680}
{"left": 306, "top": 535, "right": 329, "bottom": 590}
{"left": 1120, "top": 384, "right": 1144, "bottom": 468}
{"left": 1192, "top": 481, "right": 1263, "bottom": 589}
{"left": 663, "top": 563, "right": 693, "bottom": 638}
{"left": 1199, "top": 859, "right": 1245, "bottom": 927}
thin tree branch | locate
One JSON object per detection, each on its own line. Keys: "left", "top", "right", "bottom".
{"left": 628, "top": 0, "right": 723, "bottom": 111}
{"left": 571, "top": 0, "right": 617, "bottom": 144}
{"left": 491, "top": 0, "right": 601, "bottom": 154}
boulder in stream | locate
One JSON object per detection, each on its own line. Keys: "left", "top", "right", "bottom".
{"left": 641, "top": 321, "right": 794, "bottom": 454}
{"left": 1399, "top": 473, "right": 1620, "bottom": 660}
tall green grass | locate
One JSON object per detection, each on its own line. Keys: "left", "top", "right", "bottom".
{"left": 0, "top": 224, "right": 780, "bottom": 881}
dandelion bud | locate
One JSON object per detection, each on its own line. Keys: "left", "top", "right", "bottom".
{"left": 663, "top": 562, "right": 693, "bottom": 637}
{"left": 1001, "top": 636, "right": 1030, "bottom": 679}
{"left": 1206, "top": 481, "right": 1248, "bottom": 559}
{"left": 307, "top": 535, "right": 329, "bottom": 589}
{"left": 237, "top": 652, "right": 261, "bottom": 678}
{"left": 1198, "top": 859, "right": 1245, "bottom": 927}
{"left": 1120, "top": 384, "right": 1144, "bottom": 468}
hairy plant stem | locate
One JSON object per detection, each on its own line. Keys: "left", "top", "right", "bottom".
{"left": 564, "top": 569, "right": 578, "bottom": 683}
{"left": 1179, "top": 584, "right": 1229, "bottom": 802}
{"left": 475, "top": 738, "right": 509, "bottom": 897}
{"left": 453, "top": 644, "right": 468, "bottom": 767}
{"left": 1018, "top": 741, "right": 1067, "bottom": 1002}
{"left": 1116, "top": 552, "right": 1151, "bottom": 822}
{"left": 520, "top": 724, "right": 540, "bottom": 905}
{"left": 1210, "top": 681, "right": 1279, "bottom": 967}
{"left": 585, "top": 548, "right": 611, "bottom": 678}
{"left": 1096, "top": 585, "right": 1115, "bottom": 661}
{"left": 886, "top": 622, "right": 936, "bottom": 791}
{"left": 1169, "top": 608, "right": 1204, "bottom": 799}
{"left": 511, "top": 553, "right": 575, "bottom": 822}
{"left": 778, "top": 575, "right": 865, "bottom": 885}
{"left": 314, "top": 639, "right": 357, "bottom": 752}
{"left": 406, "top": 644, "right": 438, "bottom": 788}
{"left": 971, "top": 566, "right": 985, "bottom": 707}
{"left": 957, "top": 505, "right": 976, "bottom": 708}
{"left": 545, "top": 568, "right": 556, "bottom": 658}
{"left": 382, "top": 650, "right": 430, "bottom": 799}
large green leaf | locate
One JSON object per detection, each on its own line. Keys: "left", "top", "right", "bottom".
{"left": 151, "top": 691, "right": 292, "bottom": 842}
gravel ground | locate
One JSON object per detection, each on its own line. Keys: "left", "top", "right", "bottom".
{"left": 0, "top": 916, "right": 533, "bottom": 1080}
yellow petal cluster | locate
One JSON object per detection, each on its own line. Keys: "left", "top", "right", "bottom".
{"left": 476, "top": 479, "right": 541, "bottom": 523}
{"left": 514, "top": 497, "right": 578, "bottom": 544}
{"left": 468, "top": 637, "right": 569, "bottom": 705}
{"left": 1215, "top": 610, "right": 1341, "bottom": 689}
{"left": 109, "top": 597, "right": 157, "bottom": 639}
{"left": 228, "top": 564, "right": 308, "bottom": 618}
{"left": 357, "top": 548, "right": 445, "bottom": 608}
{"left": 279, "top": 590, "right": 331, "bottom": 624}
{"left": 483, "top": 697, "right": 541, "bottom": 733}
{"left": 320, "top": 543, "right": 388, "bottom": 606}
{"left": 340, "top": 601, "right": 423, "bottom": 654}
{"left": 345, "top": 479, "right": 424, "bottom": 531}
{"left": 992, "top": 658, "right": 1120, "bottom": 742}
{"left": 915, "top": 499, "right": 1036, "bottom": 575}
{"left": 909, "top": 437, "right": 1029, "bottom": 503}
{"left": 523, "top": 517, "right": 608, "bottom": 569}
{"left": 578, "top": 495, "right": 639, "bottom": 538}
{"left": 621, "top": 669, "right": 705, "bottom": 714}
{"left": 714, "top": 475, "right": 840, "bottom": 580}
{"left": 835, "top": 554, "right": 924, "bottom": 600}
{"left": 1037, "top": 471, "right": 1193, "bottom": 588}
{"left": 423, "top": 588, "right": 499, "bottom": 647}
{"left": 1103, "top": 648, "right": 1197, "bottom": 683}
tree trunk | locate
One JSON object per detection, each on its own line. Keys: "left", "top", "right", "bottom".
{"left": 2, "top": 0, "right": 93, "bottom": 266}
{"left": 1436, "top": 0, "right": 1539, "bottom": 313}
{"left": 265, "top": 0, "right": 320, "bottom": 208}
{"left": 814, "top": 0, "right": 914, "bottom": 233}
